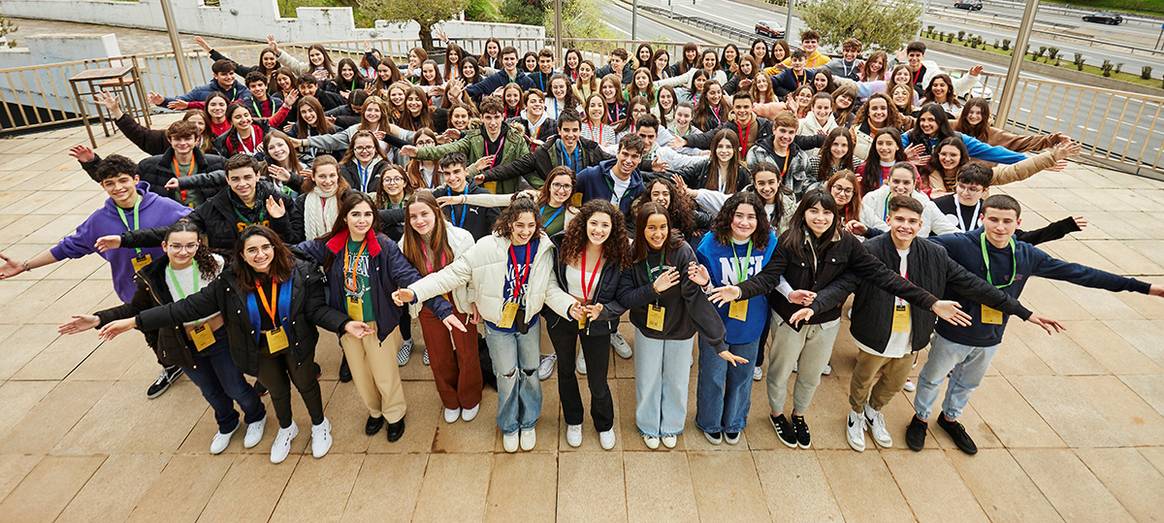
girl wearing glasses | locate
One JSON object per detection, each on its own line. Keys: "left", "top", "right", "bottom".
{"left": 339, "top": 131, "right": 390, "bottom": 195}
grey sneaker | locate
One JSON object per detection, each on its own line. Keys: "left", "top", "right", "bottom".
{"left": 538, "top": 354, "right": 557, "bottom": 380}
{"left": 396, "top": 338, "right": 414, "bottom": 366}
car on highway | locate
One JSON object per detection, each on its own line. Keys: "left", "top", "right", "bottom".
{"left": 1082, "top": 12, "right": 1124, "bottom": 24}
{"left": 754, "top": 20, "right": 785, "bottom": 39}
{"left": 953, "top": 0, "right": 983, "bottom": 11}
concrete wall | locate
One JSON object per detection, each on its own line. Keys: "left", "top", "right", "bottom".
{"left": 0, "top": 34, "right": 123, "bottom": 68}
{"left": 0, "top": 0, "right": 544, "bottom": 43}
{"left": 0, "top": 34, "right": 132, "bottom": 125}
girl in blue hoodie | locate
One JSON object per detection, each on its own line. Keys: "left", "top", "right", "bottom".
{"left": 692, "top": 192, "right": 778, "bottom": 445}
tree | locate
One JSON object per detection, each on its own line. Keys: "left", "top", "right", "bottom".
{"left": 501, "top": 0, "right": 547, "bottom": 26}
{"left": 799, "top": 0, "right": 922, "bottom": 51}
{"left": 546, "top": 0, "right": 613, "bottom": 52}
{"left": 359, "top": 0, "right": 469, "bottom": 51}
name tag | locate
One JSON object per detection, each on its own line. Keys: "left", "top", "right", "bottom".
{"left": 346, "top": 296, "right": 363, "bottom": 321}
{"left": 498, "top": 302, "right": 519, "bottom": 329}
{"left": 484, "top": 181, "right": 498, "bottom": 194}
{"left": 981, "top": 304, "right": 1003, "bottom": 325}
{"left": 131, "top": 254, "right": 152, "bottom": 272}
{"left": 187, "top": 323, "right": 216, "bottom": 351}
{"left": 892, "top": 303, "right": 910, "bottom": 333}
{"left": 570, "top": 192, "right": 582, "bottom": 207}
{"left": 646, "top": 304, "right": 666, "bottom": 331}
{"left": 728, "top": 299, "right": 749, "bottom": 321}
{"left": 266, "top": 327, "right": 289, "bottom": 354}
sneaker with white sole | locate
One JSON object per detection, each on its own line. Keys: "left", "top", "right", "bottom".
{"left": 864, "top": 406, "right": 893, "bottom": 448}
{"left": 611, "top": 331, "right": 633, "bottom": 359}
{"left": 661, "top": 435, "right": 678, "bottom": 448}
{"left": 599, "top": 429, "right": 616, "bottom": 450}
{"left": 270, "top": 422, "right": 298, "bottom": 464}
{"left": 443, "top": 407, "right": 461, "bottom": 424}
{"left": 642, "top": 435, "right": 660, "bottom": 450}
{"left": 566, "top": 424, "right": 583, "bottom": 447}
{"left": 396, "top": 339, "right": 413, "bottom": 366}
{"left": 704, "top": 431, "right": 722, "bottom": 445}
{"left": 311, "top": 418, "right": 332, "bottom": 459}
{"left": 422, "top": 347, "right": 430, "bottom": 366}
{"left": 462, "top": 404, "right": 479, "bottom": 422}
{"left": 210, "top": 424, "right": 236, "bottom": 455}
{"left": 520, "top": 427, "right": 537, "bottom": 450}
{"left": 244, "top": 416, "right": 266, "bottom": 449}
{"left": 537, "top": 354, "right": 557, "bottom": 380}
{"left": 752, "top": 366, "right": 763, "bottom": 381}
{"left": 846, "top": 410, "right": 867, "bottom": 452}
{"left": 576, "top": 353, "right": 587, "bottom": 375}
{"left": 902, "top": 379, "right": 916, "bottom": 392}
{"left": 146, "top": 365, "right": 183, "bottom": 399}
{"left": 503, "top": 431, "right": 519, "bottom": 453}
{"left": 724, "top": 431, "right": 741, "bottom": 445}
{"left": 822, "top": 362, "right": 832, "bottom": 376}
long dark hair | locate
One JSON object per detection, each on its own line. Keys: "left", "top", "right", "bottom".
{"left": 634, "top": 178, "right": 695, "bottom": 238}
{"left": 782, "top": 188, "right": 840, "bottom": 261}
{"left": 862, "top": 127, "right": 906, "bottom": 194}
{"left": 400, "top": 192, "right": 453, "bottom": 276}
{"left": 908, "top": 103, "right": 956, "bottom": 147}
{"left": 928, "top": 136, "right": 969, "bottom": 191}
{"left": 492, "top": 196, "right": 543, "bottom": 240}
{"left": 955, "top": 97, "right": 991, "bottom": 140}
{"left": 336, "top": 58, "right": 362, "bottom": 92}
{"left": 817, "top": 127, "right": 855, "bottom": 181}
{"left": 233, "top": 225, "right": 294, "bottom": 291}
{"left": 164, "top": 219, "right": 220, "bottom": 280}
{"left": 323, "top": 191, "right": 380, "bottom": 241}
{"left": 632, "top": 202, "right": 681, "bottom": 263}
{"left": 711, "top": 192, "right": 771, "bottom": 249}
{"left": 560, "top": 199, "right": 631, "bottom": 269}
{"left": 707, "top": 128, "right": 742, "bottom": 193}
{"left": 748, "top": 161, "right": 789, "bottom": 227}
{"left": 827, "top": 170, "right": 863, "bottom": 224}
{"left": 924, "top": 74, "right": 961, "bottom": 108}
{"left": 295, "top": 95, "right": 334, "bottom": 137}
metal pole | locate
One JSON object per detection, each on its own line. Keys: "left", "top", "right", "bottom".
{"left": 784, "top": 0, "right": 794, "bottom": 45}
{"left": 632, "top": 0, "right": 639, "bottom": 41}
{"left": 995, "top": 0, "right": 1039, "bottom": 124}
{"left": 553, "top": 0, "right": 563, "bottom": 57}
{"left": 918, "top": 0, "right": 931, "bottom": 39}
{"left": 159, "top": 0, "right": 192, "bottom": 92}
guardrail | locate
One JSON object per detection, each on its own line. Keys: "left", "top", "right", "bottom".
{"left": 984, "top": 0, "right": 1164, "bottom": 26}
{"left": 0, "top": 37, "right": 1160, "bottom": 175}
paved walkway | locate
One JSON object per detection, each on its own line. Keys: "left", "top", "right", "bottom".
{"left": 1, "top": 118, "right": 1164, "bottom": 521}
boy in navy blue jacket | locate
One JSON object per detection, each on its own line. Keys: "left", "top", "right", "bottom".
{"left": 466, "top": 46, "right": 533, "bottom": 101}
{"left": 160, "top": 59, "right": 251, "bottom": 107}
{"left": 575, "top": 134, "right": 647, "bottom": 219}
{"left": 909, "top": 195, "right": 1164, "bottom": 455}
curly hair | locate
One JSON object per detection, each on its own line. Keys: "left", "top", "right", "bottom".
{"left": 711, "top": 192, "right": 771, "bottom": 249}
{"left": 633, "top": 177, "right": 695, "bottom": 237}
{"left": 163, "top": 219, "right": 220, "bottom": 280}
{"left": 559, "top": 199, "right": 631, "bottom": 270}
{"left": 492, "top": 195, "right": 543, "bottom": 239}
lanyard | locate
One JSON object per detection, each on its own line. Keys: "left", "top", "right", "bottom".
{"left": 255, "top": 279, "right": 279, "bottom": 326}
{"left": 957, "top": 200, "right": 981, "bottom": 232}
{"left": 607, "top": 102, "right": 621, "bottom": 124}
{"left": 320, "top": 195, "right": 329, "bottom": 215}
{"left": 540, "top": 204, "right": 566, "bottom": 229}
{"left": 883, "top": 193, "right": 892, "bottom": 221}
{"left": 484, "top": 135, "right": 506, "bottom": 168}
{"left": 551, "top": 97, "right": 559, "bottom": 117}
{"left": 794, "top": 70, "right": 806, "bottom": 87}
{"left": 711, "top": 106, "right": 722, "bottom": 126}
{"left": 587, "top": 121, "right": 603, "bottom": 143}
{"left": 237, "top": 130, "right": 256, "bottom": 155}
{"left": 355, "top": 161, "right": 373, "bottom": 192}
{"left": 731, "top": 240, "right": 754, "bottom": 283}
{"left": 447, "top": 186, "right": 468, "bottom": 227}
{"left": 234, "top": 203, "right": 266, "bottom": 227}
{"left": 508, "top": 243, "right": 533, "bottom": 301}
{"left": 644, "top": 249, "right": 666, "bottom": 282}
{"left": 842, "top": 60, "right": 856, "bottom": 78}
{"left": 115, "top": 197, "right": 143, "bottom": 256}
{"left": 980, "top": 233, "right": 1017, "bottom": 288}
{"left": 737, "top": 121, "right": 751, "bottom": 156}
{"left": 165, "top": 261, "right": 201, "bottom": 299}
{"left": 344, "top": 238, "right": 368, "bottom": 292}
{"left": 251, "top": 98, "right": 265, "bottom": 117}
{"left": 421, "top": 243, "right": 447, "bottom": 275}
{"left": 171, "top": 157, "right": 193, "bottom": 203}
{"left": 912, "top": 66, "right": 923, "bottom": 86}
{"left": 580, "top": 249, "right": 603, "bottom": 303}
{"left": 557, "top": 140, "right": 580, "bottom": 172}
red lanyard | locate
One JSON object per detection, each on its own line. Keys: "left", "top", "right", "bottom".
{"left": 737, "top": 121, "right": 751, "bottom": 156}
{"left": 255, "top": 279, "right": 279, "bottom": 326}
{"left": 422, "top": 243, "right": 447, "bottom": 275}
{"left": 580, "top": 249, "right": 602, "bottom": 304}
{"left": 484, "top": 134, "right": 506, "bottom": 168}
{"left": 320, "top": 196, "right": 328, "bottom": 214}
{"left": 587, "top": 121, "right": 603, "bottom": 143}
{"left": 508, "top": 244, "right": 533, "bottom": 300}
{"left": 912, "top": 67, "right": 923, "bottom": 85}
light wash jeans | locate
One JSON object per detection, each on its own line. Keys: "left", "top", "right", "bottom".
{"left": 913, "top": 333, "right": 999, "bottom": 421}
{"left": 633, "top": 328, "right": 694, "bottom": 438}
{"left": 484, "top": 325, "right": 543, "bottom": 434}
{"left": 695, "top": 338, "right": 760, "bottom": 434}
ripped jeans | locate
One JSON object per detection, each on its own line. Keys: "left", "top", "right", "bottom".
{"left": 484, "top": 325, "right": 543, "bottom": 434}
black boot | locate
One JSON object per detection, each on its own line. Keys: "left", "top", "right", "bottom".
{"left": 386, "top": 417, "right": 406, "bottom": 442}
{"left": 365, "top": 415, "right": 385, "bottom": 436}
{"left": 339, "top": 356, "right": 352, "bottom": 383}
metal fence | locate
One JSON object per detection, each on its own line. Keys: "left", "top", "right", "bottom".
{"left": 0, "top": 37, "right": 1161, "bottom": 176}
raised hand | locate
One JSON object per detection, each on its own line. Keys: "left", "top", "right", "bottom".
{"left": 442, "top": 314, "right": 468, "bottom": 332}
{"left": 391, "top": 288, "right": 415, "bottom": 306}
{"left": 267, "top": 165, "right": 291, "bottom": 182}
{"left": 59, "top": 314, "right": 100, "bottom": 335}
{"left": 686, "top": 261, "right": 710, "bottom": 287}
{"left": 708, "top": 285, "right": 741, "bottom": 306}
{"left": 651, "top": 157, "right": 670, "bottom": 172}
{"left": 282, "top": 89, "right": 299, "bottom": 107}
{"left": 266, "top": 34, "right": 279, "bottom": 53}
{"left": 265, "top": 196, "right": 287, "bottom": 219}
{"left": 94, "top": 235, "right": 122, "bottom": 253}
{"left": 94, "top": 91, "right": 124, "bottom": 119}
{"left": 68, "top": 145, "right": 96, "bottom": 163}
{"left": 931, "top": 300, "right": 972, "bottom": 327}
{"left": 167, "top": 100, "right": 189, "bottom": 110}
{"left": 651, "top": 267, "right": 681, "bottom": 294}
{"left": 147, "top": 91, "right": 165, "bottom": 107}
{"left": 471, "top": 155, "right": 495, "bottom": 173}
{"left": 98, "top": 318, "right": 137, "bottom": 341}
{"left": 1054, "top": 140, "right": 1081, "bottom": 160}
{"left": 968, "top": 64, "right": 984, "bottom": 76}
{"left": 193, "top": 36, "right": 212, "bottom": 52}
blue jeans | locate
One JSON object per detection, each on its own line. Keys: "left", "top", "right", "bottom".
{"left": 484, "top": 325, "right": 543, "bottom": 433}
{"left": 184, "top": 333, "right": 266, "bottom": 433}
{"left": 695, "top": 338, "right": 760, "bottom": 434}
{"left": 633, "top": 328, "right": 694, "bottom": 438}
{"left": 913, "top": 334, "right": 998, "bottom": 421}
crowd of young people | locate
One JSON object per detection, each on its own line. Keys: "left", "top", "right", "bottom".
{"left": 3, "top": 29, "right": 1159, "bottom": 462}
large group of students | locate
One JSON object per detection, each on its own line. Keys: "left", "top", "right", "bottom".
{"left": 4, "top": 28, "right": 1162, "bottom": 464}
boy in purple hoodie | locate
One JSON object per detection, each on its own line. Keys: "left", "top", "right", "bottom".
{"left": 0, "top": 154, "right": 191, "bottom": 397}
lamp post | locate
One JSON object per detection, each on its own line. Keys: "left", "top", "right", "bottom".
{"left": 995, "top": 0, "right": 1039, "bottom": 124}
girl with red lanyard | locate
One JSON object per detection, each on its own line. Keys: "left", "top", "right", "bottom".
{"left": 581, "top": 93, "right": 617, "bottom": 154}
{"left": 599, "top": 74, "right": 627, "bottom": 124}
{"left": 213, "top": 104, "right": 265, "bottom": 158}
{"left": 692, "top": 80, "right": 731, "bottom": 132}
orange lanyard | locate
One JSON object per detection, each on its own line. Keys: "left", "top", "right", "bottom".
{"left": 344, "top": 238, "right": 368, "bottom": 292}
{"left": 255, "top": 279, "right": 279, "bottom": 326}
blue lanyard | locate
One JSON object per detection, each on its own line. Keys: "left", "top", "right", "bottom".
{"left": 540, "top": 205, "right": 565, "bottom": 228}
{"left": 556, "top": 140, "right": 580, "bottom": 172}
{"left": 356, "top": 161, "right": 372, "bottom": 192}
{"left": 447, "top": 186, "right": 468, "bottom": 228}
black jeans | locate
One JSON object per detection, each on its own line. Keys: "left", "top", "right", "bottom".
{"left": 257, "top": 350, "right": 324, "bottom": 429}
{"left": 546, "top": 315, "right": 614, "bottom": 432}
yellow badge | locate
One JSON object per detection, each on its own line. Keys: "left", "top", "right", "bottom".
{"left": 266, "top": 327, "right": 289, "bottom": 354}
{"left": 981, "top": 304, "right": 1003, "bottom": 325}
{"left": 484, "top": 181, "right": 498, "bottom": 194}
{"left": 498, "top": 302, "right": 520, "bottom": 329}
{"left": 187, "top": 324, "right": 216, "bottom": 351}
{"left": 570, "top": 192, "right": 583, "bottom": 208}
{"left": 728, "top": 299, "right": 749, "bottom": 321}
{"left": 646, "top": 304, "right": 666, "bottom": 331}
{"left": 346, "top": 296, "right": 363, "bottom": 322}
{"left": 131, "top": 253, "right": 152, "bottom": 272}
{"left": 892, "top": 303, "right": 910, "bottom": 333}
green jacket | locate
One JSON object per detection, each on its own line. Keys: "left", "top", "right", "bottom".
{"left": 415, "top": 124, "right": 530, "bottom": 195}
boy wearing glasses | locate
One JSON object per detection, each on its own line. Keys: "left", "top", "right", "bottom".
{"left": 933, "top": 163, "right": 1085, "bottom": 243}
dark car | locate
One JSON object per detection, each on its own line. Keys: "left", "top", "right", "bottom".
{"left": 954, "top": 0, "right": 983, "bottom": 10}
{"left": 1082, "top": 12, "right": 1124, "bottom": 24}
{"left": 754, "top": 20, "right": 785, "bottom": 39}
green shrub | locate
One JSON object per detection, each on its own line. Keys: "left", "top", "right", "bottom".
{"left": 1001, "top": 38, "right": 1010, "bottom": 51}
{"left": 1142, "top": 66, "right": 1153, "bottom": 80}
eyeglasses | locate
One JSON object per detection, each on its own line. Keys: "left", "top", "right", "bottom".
{"left": 167, "top": 242, "right": 200, "bottom": 253}
{"left": 384, "top": 177, "right": 405, "bottom": 184}
{"left": 831, "top": 186, "right": 854, "bottom": 195}
{"left": 956, "top": 184, "right": 984, "bottom": 194}
{"left": 550, "top": 182, "right": 573, "bottom": 191}
{"left": 354, "top": 145, "right": 376, "bottom": 152}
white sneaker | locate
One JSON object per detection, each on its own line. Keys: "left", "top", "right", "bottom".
{"left": 846, "top": 410, "right": 867, "bottom": 452}
{"left": 443, "top": 408, "right": 461, "bottom": 424}
{"left": 503, "top": 431, "right": 519, "bottom": 453}
{"left": 865, "top": 406, "right": 893, "bottom": 448}
{"left": 643, "top": 435, "right": 660, "bottom": 450}
{"left": 270, "top": 422, "right": 298, "bottom": 464}
{"left": 210, "top": 425, "right": 236, "bottom": 455}
{"left": 599, "top": 429, "right": 616, "bottom": 450}
{"left": 611, "top": 331, "right": 632, "bottom": 358}
{"left": 903, "top": 379, "right": 916, "bottom": 392}
{"left": 311, "top": 418, "right": 332, "bottom": 459}
{"left": 537, "top": 354, "right": 557, "bottom": 380}
{"left": 462, "top": 404, "right": 479, "bottom": 422}
{"left": 566, "top": 424, "right": 583, "bottom": 447}
{"left": 822, "top": 363, "right": 832, "bottom": 376}
{"left": 244, "top": 416, "right": 265, "bottom": 449}
{"left": 576, "top": 353, "right": 587, "bottom": 375}
{"left": 752, "top": 366, "right": 763, "bottom": 381}
{"left": 661, "top": 435, "right": 678, "bottom": 449}
{"left": 519, "top": 427, "right": 537, "bottom": 450}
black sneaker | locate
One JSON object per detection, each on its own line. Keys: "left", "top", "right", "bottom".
{"left": 791, "top": 415, "right": 811, "bottom": 449}
{"left": 906, "top": 416, "right": 928, "bottom": 451}
{"left": 146, "top": 365, "right": 183, "bottom": 399}
{"left": 365, "top": 415, "right": 385, "bottom": 436}
{"left": 253, "top": 381, "right": 268, "bottom": 397}
{"left": 339, "top": 356, "right": 352, "bottom": 383}
{"left": 386, "top": 417, "right": 406, "bottom": 442}
{"left": 770, "top": 414, "right": 797, "bottom": 448}
{"left": 937, "top": 414, "right": 978, "bottom": 455}
{"left": 704, "top": 431, "right": 723, "bottom": 445}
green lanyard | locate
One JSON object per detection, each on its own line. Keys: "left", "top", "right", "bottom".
{"left": 165, "top": 261, "right": 202, "bottom": 299}
{"left": 731, "top": 240, "right": 753, "bottom": 283}
{"left": 234, "top": 205, "right": 266, "bottom": 228}
{"left": 644, "top": 249, "right": 666, "bottom": 282}
{"left": 980, "top": 233, "right": 1017, "bottom": 288}
{"left": 115, "top": 197, "right": 143, "bottom": 256}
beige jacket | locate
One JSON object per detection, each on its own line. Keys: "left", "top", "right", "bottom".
{"left": 928, "top": 148, "right": 1058, "bottom": 194}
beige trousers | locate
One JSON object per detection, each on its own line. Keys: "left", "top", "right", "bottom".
{"left": 340, "top": 322, "right": 407, "bottom": 422}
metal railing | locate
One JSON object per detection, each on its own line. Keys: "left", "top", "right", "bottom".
{"left": 0, "top": 37, "right": 1161, "bottom": 175}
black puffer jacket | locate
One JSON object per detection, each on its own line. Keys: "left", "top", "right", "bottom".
{"left": 120, "top": 181, "right": 292, "bottom": 252}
